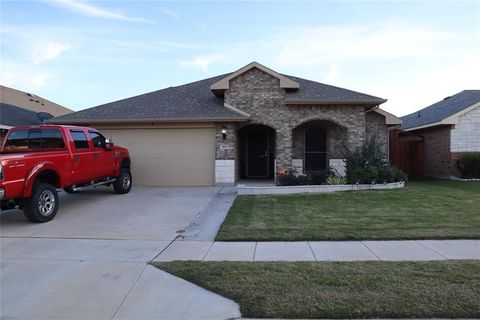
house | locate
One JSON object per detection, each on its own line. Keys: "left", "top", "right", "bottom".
{"left": 400, "top": 90, "right": 480, "bottom": 179}
{"left": 50, "top": 62, "right": 400, "bottom": 186}
{"left": 0, "top": 85, "right": 73, "bottom": 144}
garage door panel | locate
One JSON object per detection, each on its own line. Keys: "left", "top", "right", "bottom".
{"left": 100, "top": 128, "right": 214, "bottom": 186}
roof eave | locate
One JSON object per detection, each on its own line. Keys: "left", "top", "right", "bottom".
{"left": 285, "top": 99, "right": 387, "bottom": 106}
{"left": 48, "top": 116, "right": 249, "bottom": 125}
{"left": 374, "top": 108, "right": 402, "bottom": 125}
{"left": 403, "top": 120, "right": 454, "bottom": 131}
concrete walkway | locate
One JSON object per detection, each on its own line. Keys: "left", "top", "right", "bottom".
{"left": 183, "top": 188, "right": 237, "bottom": 241}
{"left": 154, "top": 239, "right": 480, "bottom": 262}
{"left": 1, "top": 237, "right": 241, "bottom": 320}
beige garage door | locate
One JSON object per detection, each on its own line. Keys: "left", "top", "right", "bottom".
{"left": 100, "top": 128, "right": 214, "bottom": 186}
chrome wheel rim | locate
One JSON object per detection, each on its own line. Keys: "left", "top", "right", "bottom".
{"left": 122, "top": 172, "right": 131, "bottom": 189}
{"left": 38, "top": 190, "right": 55, "bottom": 216}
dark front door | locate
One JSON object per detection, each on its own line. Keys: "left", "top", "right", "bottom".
{"left": 247, "top": 131, "right": 269, "bottom": 177}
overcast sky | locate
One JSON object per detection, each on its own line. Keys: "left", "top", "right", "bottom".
{"left": 1, "top": 0, "right": 479, "bottom": 116}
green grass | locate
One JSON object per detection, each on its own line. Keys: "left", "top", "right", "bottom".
{"left": 156, "top": 260, "right": 480, "bottom": 319}
{"left": 216, "top": 180, "right": 480, "bottom": 241}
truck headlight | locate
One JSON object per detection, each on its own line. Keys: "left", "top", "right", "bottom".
{"left": 0, "top": 163, "right": 3, "bottom": 180}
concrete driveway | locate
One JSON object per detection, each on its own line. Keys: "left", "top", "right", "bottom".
{"left": 0, "top": 186, "right": 241, "bottom": 320}
{"left": 0, "top": 186, "right": 219, "bottom": 240}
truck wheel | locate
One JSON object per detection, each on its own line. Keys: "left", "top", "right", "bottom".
{"left": 63, "top": 186, "right": 76, "bottom": 193}
{"left": 23, "top": 183, "right": 59, "bottom": 223}
{"left": 113, "top": 168, "right": 132, "bottom": 194}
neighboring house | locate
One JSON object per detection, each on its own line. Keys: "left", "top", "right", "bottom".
{"left": 0, "top": 85, "right": 73, "bottom": 144}
{"left": 50, "top": 62, "right": 400, "bottom": 186}
{"left": 400, "top": 90, "right": 480, "bottom": 179}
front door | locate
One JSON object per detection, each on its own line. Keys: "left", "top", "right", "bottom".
{"left": 247, "top": 131, "right": 269, "bottom": 177}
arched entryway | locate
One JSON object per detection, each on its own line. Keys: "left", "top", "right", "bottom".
{"left": 238, "top": 124, "right": 276, "bottom": 179}
{"left": 292, "top": 120, "right": 347, "bottom": 173}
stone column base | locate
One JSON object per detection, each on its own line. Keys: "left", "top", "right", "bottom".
{"left": 215, "top": 160, "right": 235, "bottom": 186}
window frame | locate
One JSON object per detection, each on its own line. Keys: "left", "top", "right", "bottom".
{"left": 88, "top": 131, "right": 106, "bottom": 149}
{"left": 3, "top": 128, "right": 66, "bottom": 153}
{"left": 70, "top": 130, "right": 91, "bottom": 150}
{"left": 304, "top": 126, "right": 327, "bottom": 172}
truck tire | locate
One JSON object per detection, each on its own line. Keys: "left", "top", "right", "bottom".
{"left": 23, "top": 183, "right": 59, "bottom": 223}
{"left": 63, "top": 186, "right": 76, "bottom": 193}
{"left": 113, "top": 168, "right": 132, "bottom": 194}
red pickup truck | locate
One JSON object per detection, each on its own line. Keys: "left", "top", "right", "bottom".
{"left": 0, "top": 125, "right": 132, "bottom": 222}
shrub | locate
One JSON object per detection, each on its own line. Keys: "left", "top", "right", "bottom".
{"left": 456, "top": 153, "right": 480, "bottom": 178}
{"left": 344, "top": 134, "right": 407, "bottom": 184}
{"left": 377, "top": 165, "right": 395, "bottom": 183}
{"left": 392, "top": 166, "right": 408, "bottom": 182}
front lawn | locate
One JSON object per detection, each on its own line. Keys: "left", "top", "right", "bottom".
{"left": 216, "top": 180, "right": 480, "bottom": 241}
{"left": 156, "top": 260, "right": 480, "bottom": 319}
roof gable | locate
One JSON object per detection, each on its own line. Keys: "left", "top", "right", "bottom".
{"left": 401, "top": 90, "right": 480, "bottom": 130}
{"left": 210, "top": 62, "right": 299, "bottom": 93}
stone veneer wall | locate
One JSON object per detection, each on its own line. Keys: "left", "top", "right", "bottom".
{"left": 223, "top": 67, "right": 368, "bottom": 175}
{"left": 365, "top": 111, "right": 388, "bottom": 157}
{"left": 450, "top": 106, "right": 480, "bottom": 152}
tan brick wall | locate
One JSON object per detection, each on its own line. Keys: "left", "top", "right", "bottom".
{"left": 365, "top": 111, "right": 388, "bottom": 157}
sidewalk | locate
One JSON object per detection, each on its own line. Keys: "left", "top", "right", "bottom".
{"left": 154, "top": 239, "right": 480, "bottom": 262}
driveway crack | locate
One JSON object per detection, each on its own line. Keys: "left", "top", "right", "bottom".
{"left": 110, "top": 264, "right": 147, "bottom": 320}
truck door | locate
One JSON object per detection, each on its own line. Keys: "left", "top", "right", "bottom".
{"left": 88, "top": 131, "right": 116, "bottom": 179}
{"left": 69, "top": 129, "right": 95, "bottom": 184}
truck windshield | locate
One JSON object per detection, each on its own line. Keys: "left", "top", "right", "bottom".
{"left": 2, "top": 128, "right": 65, "bottom": 153}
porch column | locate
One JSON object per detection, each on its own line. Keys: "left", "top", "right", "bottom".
{"left": 214, "top": 123, "right": 237, "bottom": 186}
{"left": 275, "top": 127, "right": 293, "bottom": 181}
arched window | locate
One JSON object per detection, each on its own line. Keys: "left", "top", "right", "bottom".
{"left": 304, "top": 127, "right": 327, "bottom": 171}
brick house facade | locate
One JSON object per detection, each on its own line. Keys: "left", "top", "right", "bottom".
{"left": 52, "top": 61, "right": 400, "bottom": 186}
{"left": 211, "top": 63, "right": 395, "bottom": 185}
{"left": 400, "top": 90, "right": 480, "bottom": 179}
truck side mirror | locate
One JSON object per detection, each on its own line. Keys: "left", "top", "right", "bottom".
{"left": 104, "top": 139, "right": 114, "bottom": 151}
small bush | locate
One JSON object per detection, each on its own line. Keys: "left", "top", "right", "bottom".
{"left": 278, "top": 168, "right": 329, "bottom": 186}
{"left": 278, "top": 170, "right": 311, "bottom": 186}
{"left": 456, "top": 153, "right": 480, "bottom": 178}
{"left": 392, "top": 166, "right": 408, "bottom": 182}
{"left": 325, "top": 176, "right": 347, "bottom": 185}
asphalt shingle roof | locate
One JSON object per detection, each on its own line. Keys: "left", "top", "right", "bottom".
{"left": 401, "top": 90, "right": 480, "bottom": 130}
{"left": 1, "top": 103, "right": 45, "bottom": 126}
{"left": 0, "top": 85, "right": 72, "bottom": 116}
{"left": 52, "top": 69, "right": 386, "bottom": 123}
{"left": 284, "top": 75, "right": 384, "bottom": 102}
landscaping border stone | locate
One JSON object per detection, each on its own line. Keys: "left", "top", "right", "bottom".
{"left": 237, "top": 181, "right": 405, "bottom": 195}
